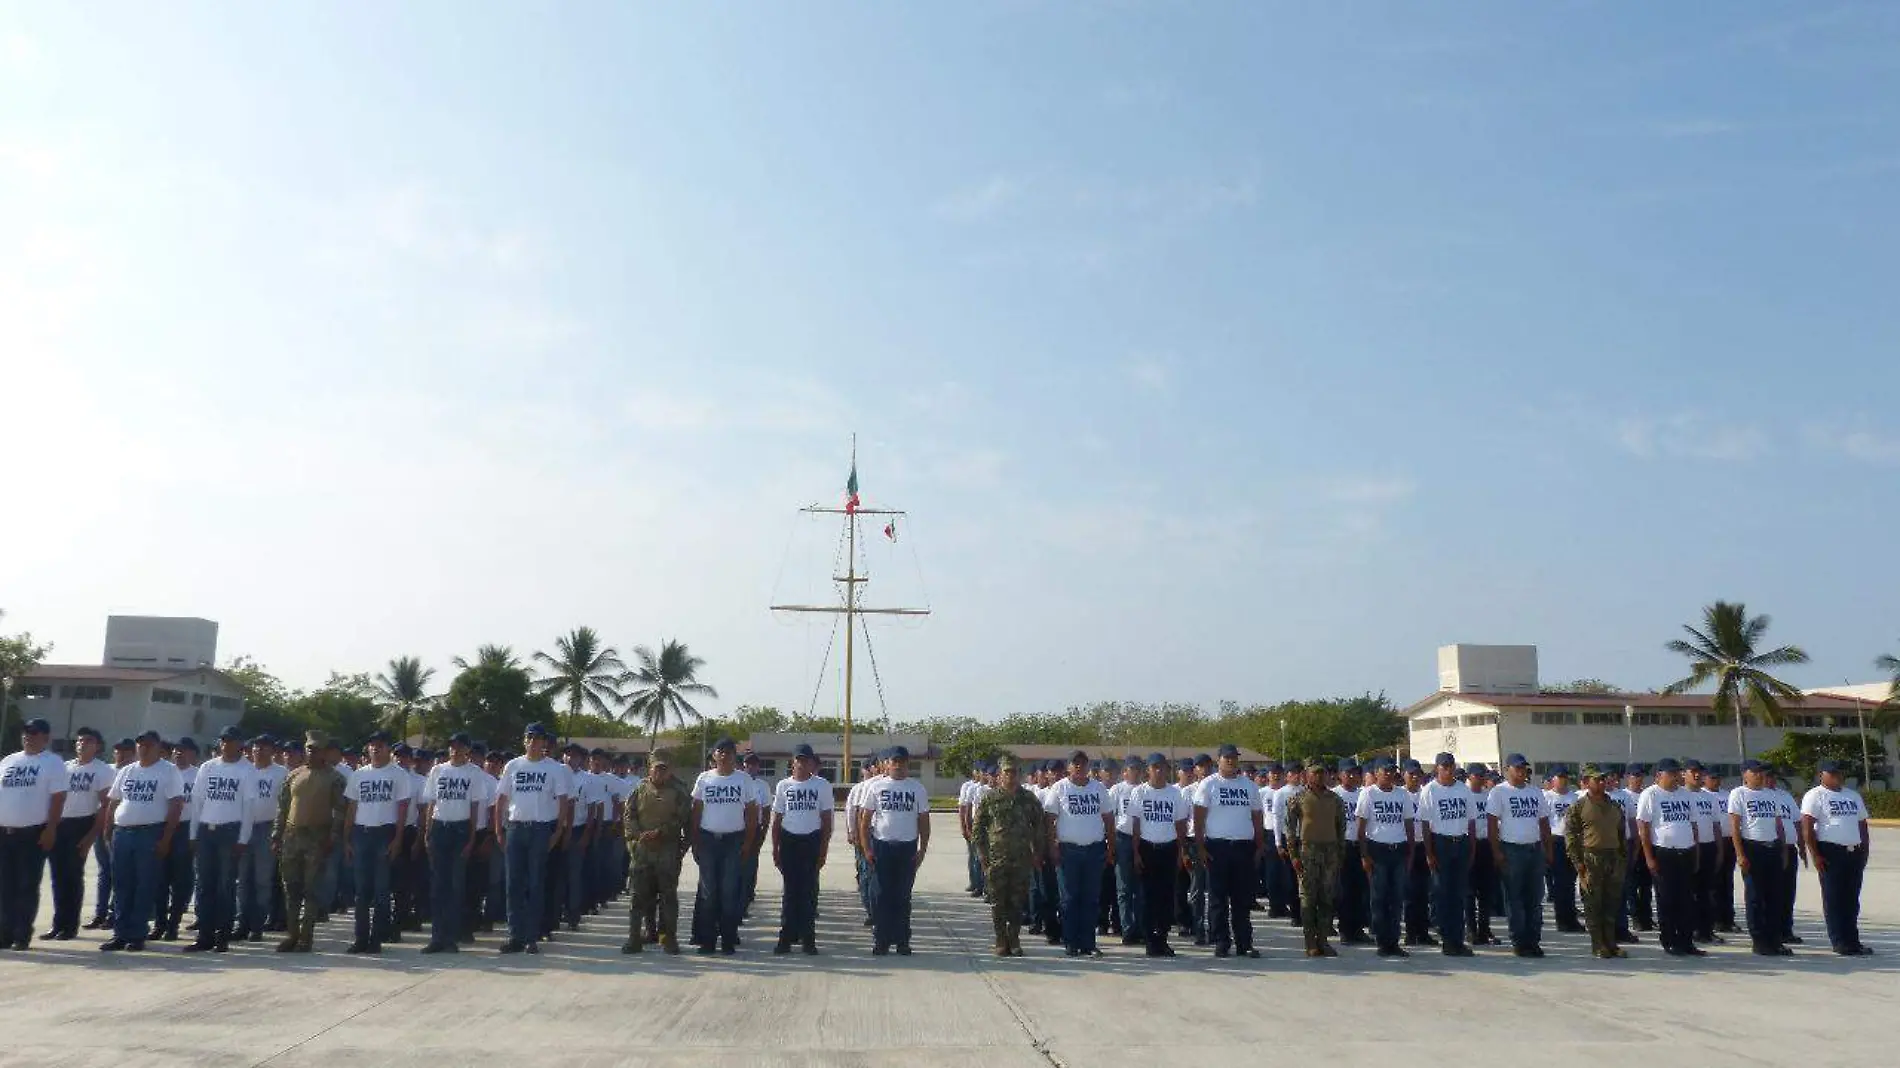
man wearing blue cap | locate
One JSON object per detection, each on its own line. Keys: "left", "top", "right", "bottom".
{"left": 1418, "top": 753, "right": 1477, "bottom": 956}
{"left": 494, "top": 723, "right": 575, "bottom": 954}
{"left": 689, "top": 736, "right": 756, "bottom": 954}
{"left": 1174, "top": 757, "right": 1201, "bottom": 941}
{"left": 1106, "top": 755, "right": 1145, "bottom": 944}
{"left": 44, "top": 727, "right": 109, "bottom": 943}
{"left": 1726, "top": 759, "right": 1789, "bottom": 955}
{"left": 1486, "top": 754, "right": 1551, "bottom": 957}
{"left": 1463, "top": 763, "right": 1502, "bottom": 947}
{"left": 154, "top": 737, "right": 200, "bottom": 941}
{"left": 185, "top": 726, "right": 257, "bottom": 952}
{"left": 1331, "top": 758, "right": 1369, "bottom": 945}
{"left": 1763, "top": 764, "right": 1806, "bottom": 944}
{"left": 860, "top": 744, "right": 930, "bottom": 954}
{"left": 234, "top": 734, "right": 284, "bottom": 942}
{"left": 1196, "top": 743, "right": 1264, "bottom": 958}
{"left": 0, "top": 718, "right": 68, "bottom": 950}
{"left": 419, "top": 732, "right": 490, "bottom": 954}
{"left": 1616, "top": 764, "right": 1654, "bottom": 934}
{"left": 1635, "top": 757, "right": 1704, "bottom": 956}
{"left": 343, "top": 731, "right": 412, "bottom": 953}
{"left": 770, "top": 743, "right": 832, "bottom": 954}
{"left": 1800, "top": 760, "right": 1872, "bottom": 955}
{"left": 1044, "top": 750, "right": 1113, "bottom": 957}
{"left": 100, "top": 731, "right": 187, "bottom": 951}
{"left": 1682, "top": 760, "right": 1725, "bottom": 945}
{"left": 1353, "top": 758, "right": 1415, "bottom": 956}
{"left": 1543, "top": 765, "right": 1582, "bottom": 933}
{"left": 1128, "top": 752, "right": 1187, "bottom": 955}
{"left": 1400, "top": 758, "right": 1433, "bottom": 946}
{"left": 958, "top": 762, "right": 989, "bottom": 898}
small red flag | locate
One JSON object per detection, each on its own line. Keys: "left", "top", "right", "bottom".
{"left": 883, "top": 520, "right": 897, "bottom": 541}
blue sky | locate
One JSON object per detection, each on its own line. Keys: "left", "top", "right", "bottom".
{"left": 5, "top": 3, "right": 1897, "bottom": 721}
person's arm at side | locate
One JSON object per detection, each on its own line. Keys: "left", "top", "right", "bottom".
{"left": 345, "top": 800, "right": 359, "bottom": 861}
{"left": 818, "top": 806, "right": 832, "bottom": 869}
{"left": 857, "top": 807, "right": 873, "bottom": 866}
{"left": 1638, "top": 820, "right": 1658, "bottom": 874}
{"left": 1802, "top": 813, "right": 1823, "bottom": 873}
{"left": 492, "top": 793, "right": 508, "bottom": 852}
{"left": 389, "top": 799, "right": 409, "bottom": 858}
{"left": 158, "top": 797, "right": 182, "bottom": 859}
{"left": 1488, "top": 812, "right": 1502, "bottom": 865}
{"left": 916, "top": 807, "right": 930, "bottom": 867}
{"left": 552, "top": 797, "right": 572, "bottom": 851}
{"left": 742, "top": 800, "right": 758, "bottom": 858}
{"left": 689, "top": 800, "right": 704, "bottom": 856}
{"left": 1102, "top": 807, "right": 1115, "bottom": 867}
{"left": 38, "top": 781, "right": 66, "bottom": 852}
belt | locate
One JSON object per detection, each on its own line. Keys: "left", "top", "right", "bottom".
{"left": 1820, "top": 841, "right": 1862, "bottom": 852}
{"left": 1431, "top": 831, "right": 1469, "bottom": 838}
{"left": 199, "top": 821, "right": 238, "bottom": 830}
{"left": 0, "top": 824, "right": 46, "bottom": 833}
{"left": 1654, "top": 844, "right": 1693, "bottom": 853}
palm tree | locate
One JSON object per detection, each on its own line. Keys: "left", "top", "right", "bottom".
{"left": 372, "top": 656, "right": 436, "bottom": 742}
{"left": 1878, "top": 647, "right": 1900, "bottom": 709}
{"left": 1663, "top": 601, "right": 1809, "bottom": 764}
{"left": 453, "top": 644, "right": 521, "bottom": 672}
{"left": 620, "top": 640, "right": 718, "bottom": 756}
{"left": 532, "top": 626, "right": 625, "bottom": 743}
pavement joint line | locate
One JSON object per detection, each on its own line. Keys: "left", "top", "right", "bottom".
{"left": 925, "top": 891, "right": 1069, "bottom": 1068}
{"left": 244, "top": 966, "right": 443, "bottom": 1067}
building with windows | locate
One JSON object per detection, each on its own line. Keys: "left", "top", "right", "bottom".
{"left": 16, "top": 616, "right": 245, "bottom": 754}
{"left": 1407, "top": 643, "right": 1889, "bottom": 783}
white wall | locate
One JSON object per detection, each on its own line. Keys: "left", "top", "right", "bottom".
{"left": 104, "top": 616, "right": 218, "bottom": 670}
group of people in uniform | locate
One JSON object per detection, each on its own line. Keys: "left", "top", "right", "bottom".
{"left": 950, "top": 745, "right": 1876, "bottom": 962}
{"left": 0, "top": 716, "right": 1878, "bottom": 966}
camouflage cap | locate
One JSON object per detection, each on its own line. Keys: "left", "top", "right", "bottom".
{"left": 1578, "top": 763, "right": 1607, "bottom": 780}
{"left": 305, "top": 729, "right": 330, "bottom": 749}
{"left": 996, "top": 755, "right": 1020, "bottom": 772}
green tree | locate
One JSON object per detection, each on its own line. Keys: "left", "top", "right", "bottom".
{"left": 290, "top": 680, "right": 385, "bottom": 747}
{"left": 1541, "top": 679, "right": 1621, "bottom": 695}
{"left": 940, "top": 733, "right": 1004, "bottom": 778}
{"left": 1663, "top": 601, "right": 1810, "bottom": 765}
{"left": 1756, "top": 731, "right": 1886, "bottom": 786}
{"left": 453, "top": 644, "right": 521, "bottom": 672}
{"left": 730, "top": 704, "right": 788, "bottom": 736}
{"left": 533, "top": 626, "right": 625, "bottom": 743}
{"left": 620, "top": 640, "right": 718, "bottom": 755}
{"left": 0, "top": 612, "right": 53, "bottom": 753}
{"left": 226, "top": 656, "right": 311, "bottom": 739}
{"left": 1878, "top": 648, "right": 1900, "bottom": 710}
{"left": 372, "top": 655, "right": 436, "bottom": 742}
{"left": 426, "top": 662, "right": 557, "bottom": 747}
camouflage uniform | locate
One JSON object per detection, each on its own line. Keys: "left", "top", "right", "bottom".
{"left": 973, "top": 779, "right": 1046, "bottom": 956}
{"left": 1288, "top": 780, "right": 1346, "bottom": 956}
{"left": 272, "top": 738, "right": 346, "bottom": 953}
{"left": 1566, "top": 782, "right": 1629, "bottom": 958}
{"left": 623, "top": 772, "right": 692, "bottom": 952}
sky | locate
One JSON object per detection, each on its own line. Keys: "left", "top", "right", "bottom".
{"left": 4, "top": 3, "right": 1898, "bottom": 723}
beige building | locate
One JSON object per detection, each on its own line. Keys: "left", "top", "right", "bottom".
{"left": 1407, "top": 644, "right": 1890, "bottom": 782}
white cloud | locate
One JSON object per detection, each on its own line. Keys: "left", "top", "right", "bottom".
{"left": 1615, "top": 413, "right": 1767, "bottom": 461}
{"left": 1124, "top": 356, "right": 1171, "bottom": 392}
{"left": 620, "top": 372, "right": 852, "bottom": 436}
{"left": 1323, "top": 477, "right": 1417, "bottom": 505}
{"left": 932, "top": 176, "right": 1022, "bottom": 222}
{"left": 1807, "top": 425, "right": 1900, "bottom": 465}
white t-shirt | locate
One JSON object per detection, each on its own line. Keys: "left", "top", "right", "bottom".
{"left": 1355, "top": 785, "right": 1415, "bottom": 845}
{"left": 569, "top": 769, "right": 602, "bottom": 828}
{"left": 1610, "top": 786, "right": 1639, "bottom": 833}
{"left": 750, "top": 775, "right": 772, "bottom": 813}
{"left": 1271, "top": 783, "right": 1304, "bottom": 846}
{"left": 1545, "top": 789, "right": 1579, "bottom": 837}
{"left": 1688, "top": 787, "right": 1723, "bottom": 842}
{"left": 424, "top": 761, "right": 496, "bottom": 824}
{"left": 1469, "top": 785, "right": 1491, "bottom": 827}
{"left": 405, "top": 769, "right": 427, "bottom": 826}
{"left": 473, "top": 766, "right": 499, "bottom": 830}
{"left": 1728, "top": 786, "right": 1785, "bottom": 843}
{"left": 1197, "top": 772, "right": 1263, "bottom": 841}
{"left": 868, "top": 776, "right": 929, "bottom": 842}
{"left": 845, "top": 776, "right": 883, "bottom": 842}
{"left": 1044, "top": 778, "right": 1109, "bottom": 845}
{"left": 348, "top": 763, "right": 414, "bottom": 828}
{"left": 63, "top": 758, "right": 115, "bottom": 820}
{"left": 1106, "top": 780, "right": 1140, "bottom": 835}
{"left": 193, "top": 758, "right": 258, "bottom": 842}
{"left": 1405, "top": 787, "right": 1424, "bottom": 842}
{"left": 1332, "top": 785, "right": 1362, "bottom": 842}
{"left": 247, "top": 762, "right": 288, "bottom": 825}
{"left": 691, "top": 770, "right": 754, "bottom": 834}
{"left": 1416, "top": 781, "right": 1476, "bottom": 836}
{"left": 957, "top": 779, "right": 980, "bottom": 809}
{"left": 173, "top": 761, "right": 200, "bottom": 823}
{"left": 1801, "top": 786, "right": 1867, "bottom": 847}
{"left": 772, "top": 775, "right": 831, "bottom": 836}
{"left": 1131, "top": 783, "right": 1187, "bottom": 843}
{"left": 1486, "top": 781, "right": 1550, "bottom": 845}
{"left": 0, "top": 750, "right": 66, "bottom": 828}
{"left": 500, "top": 756, "right": 575, "bottom": 823}
{"left": 1636, "top": 785, "right": 1698, "bottom": 849}
{"left": 1773, "top": 788, "right": 1800, "bottom": 846}
{"left": 109, "top": 761, "right": 185, "bottom": 827}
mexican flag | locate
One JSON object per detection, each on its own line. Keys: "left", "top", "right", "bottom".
{"left": 845, "top": 462, "right": 860, "bottom": 514}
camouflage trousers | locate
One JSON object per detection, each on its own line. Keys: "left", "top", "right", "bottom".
{"left": 1298, "top": 842, "right": 1341, "bottom": 944}
{"left": 1578, "top": 848, "right": 1626, "bottom": 954}
{"left": 277, "top": 827, "right": 332, "bottom": 947}
{"left": 985, "top": 861, "right": 1032, "bottom": 953}
{"left": 628, "top": 847, "right": 682, "bottom": 948}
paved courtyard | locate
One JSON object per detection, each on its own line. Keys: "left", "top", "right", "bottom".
{"left": 2, "top": 827, "right": 1897, "bottom": 1067}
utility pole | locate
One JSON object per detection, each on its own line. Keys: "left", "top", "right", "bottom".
{"left": 770, "top": 436, "right": 929, "bottom": 789}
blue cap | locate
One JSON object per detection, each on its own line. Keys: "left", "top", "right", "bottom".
{"left": 1454, "top": 768, "right": 1469, "bottom": 780}
{"left": 470, "top": 741, "right": 488, "bottom": 755}
{"left": 368, "top": 731, "right": 392, "bottom": 746}
{"left": 248, "top": 733, "right": 275, "bottom": 747}
{"left": 217, "top": 725, "right": 244, "bottom": 741}
{"left": 1338, "top": 758, "right": 1360, "bottom": 772}
{"left": 174, "top": 736, "right": 199, "bottom": 752}
{"left": 711, "top": 736, "right": 737, "bottom": 753}
{"left": 1214, "top": 742, "right": 1238, "bottom": 758}
{"left": 1625, "top": 763, "right": 1647, "bottom": 775}
{"left": 1683, "top": 759, "right": 1704, "bottom": 772}
{"left": 1434, "top": 752, "right": 1455, "bottom": 767}
{"left": 1265, "top": 762, "right": 1283, "bottom": 774}
{"left": 889, "top": 744, "right": 911, "bottom": 761}
{"left": 1194, "top": 753, "right": 1213, "bottom": 765}
{"left": 524, "top": 723, "right": 551, "bottom": 739}
{"left": 792, "top": 743, "right": 816, "bottom": 759}
{"left": 1548, "top": 763, "right": 1569, "bottom": 776}
{"left": 1143, "top": 753, "right": 1164, "bottom": 767}
{"left": 74, "top": 726, "right": 102, "bottom": 742}
{"left": 1402, "top": 758, "right": 1422, "bottom": 772}
{"left": 21, "top": 718, "right": 51, "bottom": 735}
{"left": 1087, "top": 759, "right": 1101, "bottom": 771}
{"left": 1126, "top": 753, "right": 1144, "bottom": 766}
{"left": 1504, "top": 753, "right": 1528, "bottom": 768}
{"left": 1176, "top": 757, "right": 1194, "bottom": 771}
{"left": 1740, "top": 758, "right": 1763, "bottom": 772}
{"left": 1654, "top": 757, "right": 1682, "bottom": 773}
{"left": 284, "top": 739, "right": 304, "bottom": 753}
{"left": 135, "top": 729, "right": 162, "bottom": 744}
{"left": 1468, "top": 763, "right": 1490, "bottom": 777}
{"left": 1818, "top": 759, "right": 1842, "bottom": 774}
{"left": 449, "top": 732, "right": 473, "bottom": 746}
{"left": 391, "top": 741, "right": 410, "bottom": 755}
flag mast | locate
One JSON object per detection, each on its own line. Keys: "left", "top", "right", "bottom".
{"left": 770, "top": 434, "right": 928, "bottom": 790}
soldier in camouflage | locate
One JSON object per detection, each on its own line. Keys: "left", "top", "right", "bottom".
{"left": 622, "top": 753, "right": 692, "bottom": 954}
{"left": 973, "top": 756, "right": 1046, "bottom": 957}
{"left": 1567, "top": 763, "right": 1629, "bottom": 959}
{"left": 272, "top": 730, "right": 346, "bottom": 953}
{"left": 1288, "top": 761, "right": 1346, "bottom": 957}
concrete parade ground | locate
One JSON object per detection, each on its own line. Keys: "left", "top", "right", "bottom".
{"left": 2, "top": 828, "right": 1898, "bottom": 1067}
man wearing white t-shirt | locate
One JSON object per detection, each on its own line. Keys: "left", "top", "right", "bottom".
{"left": 0, "top": 717, "right": 68, "bottom": 950}
{"left": 770, "top": 742, "right": 832, "bottom": 955}
{"left": 1801, "top": 760, "right": 1872, "bottom": 956}
{"left": 690, "top": 737, "right": 757, "bottom": 955}
{"left": 1331, "top": 759, "right": 1369, "bottom": 945}
{"left": 859, "top": 743, "right": 930, "bottom": 955}
{"left": 1044, "top": 750, "right": 1113, "bottom": 958}
{"left": 46, "top": 727, "right": 111, "bottom": 942}
{"left": 100, "top": 730, "right": 185, "bottom": 952}
{"left": 235, "top": 734, "right": 286, "bottom": 942}
{"left": 1417, "top": 752, "right": 1476, "bottom": 957}
{"left": 1636, "top": 757, "right": 1703, "bottom": 957}
{"left": 1727, "top": 759, "right": 1789, "bottom": 956}
{"left": 1681, "top": 760, "right": 1725, "bottom": 944}
{"left": 958, "top": 765, "right": 987, "bottom": 897}
{"left": 1354, "top": 758, "right": 1415, "bottom": 956}
{"left": 1195, "top": 743, "right": 1264, "bottom": 958}
{"left": 1106, "top": 755, "right": 1144, "bottom": 945}
{"left": 740, "top": 752, "right": 771, "bottom": 916}
{"left": 344, "top": 731, "right": 412, "bottom": 954}
{"left": 1486, "top": 753, "right": 1552, "bottom": 958}
{"left": 496, "top": 724, "right": 575, "bottom": 954}
{"left": 1542, "top": 766, "right": 1582, "bottom": 933}
{"left": 1130, "top": 752, "right": 1188, "bottom": 956}
{"left": 188, "top": 726, "right": 258, "bottom": 952}
{"left": 551, "top": 743, "right": 598, "bottom": 934}
{"left": 847, "top": 757, "right": 884, "bottom": 927}
{"left": 1763, "top": 765, "right": 1805, "bottom": 945}
{"left": 420, "top": 732, "right": 492, "bottom": 954}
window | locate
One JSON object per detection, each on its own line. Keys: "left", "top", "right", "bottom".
{"left": 1660, "top": 714, "right": 1690, "bottom": 727}
{"left": 17, "top": 683, "right": 52, "bottom": 699}
{"left": 1459, "top": 714, "right": 1497, "bottom": 727}
{"left": 1696, "top": 714, "right": 1722, "bottom": 727}
{"left": 1413, "top": 717, "right": 1446, "bottom": 731}
{"left": 1531, "top": 711, "right": 1578, "bottom": 726}
{"left": 1581, "top": 712, "right": 1621, "bottom": 726}
{"left": 1632, "top": 713, "right": 1661, "bottom": 726}
{"left": 208, "top": 696, "right": 241, "bottom": 712}
{"left": 57, "top": 685, "right": 113, "bottom": 701}
{"left": 191, "top": 693, "right": 206, "bottom": 706}
{"left": 755, "top": 759, "right": 779, "bottom": 778}
{"left": 152, "top": 687, "right": 188, "bottom": 705}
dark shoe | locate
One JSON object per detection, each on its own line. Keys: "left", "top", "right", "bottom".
{"left": 567, "top": 922, "right": 580, "bottom": 933}
{"left": 183, "top": 940, "right": 214, "bottom": 953}
{"left": 275, "top": 937, "right": 301, "bottom": 952}
{"left": 420, "top": 944, "right": 446, "bottom": 955}
{"left": 695, "top": 944, "right": 716, "bottom": 955}
{"left": 1443, "top": 944, "right": 1474, "bottom": 957}
{"left": 897, "top": 944, "right": 912, "bottom": 956}
{"left": 1377, "top": 946, "right": 1410, "bottom": 958}
{"left": 1854, "top": 944, "right": 1875, "bottom": 956}
{"left": 1320, "top": 942, "right": 1338, "bottom": 957}
{"left": 1065, "top": 947, "right": 1081, "bottom": 957}
{"left": 773, "top": 940, "right": 791, "bottom": 955}
{"left": 1240, "top": 947, "right": 1260, "bottom": 959}
{"left": 1213, "top": 945, "right": 1229, "bottom": 958}
{"left": 498, "top": 941, "right": 525, "bottom": 954}
{"left": 862, "top": 917, "right": 875, "bottom": 928}
{"left": 720, "top": 942, "right": 736, "bottom": 956}
{"left": 621, "top": 941, "right": 642, "bottom": 953}
{"left": 803, "top": 940, "right": 819, "bottom": 955}
{"left": 872, "top": 945, "right": 889, "bottom": 956}
{"left": 345, "top": 941, "right": 370, "bottom": 954}
{"left": 1774, "top": 945, "right": 1794, "bottom": 956}
{"left": 100, "top": 939, "right": 130, "bottom": 952}
{"left": 213, "top": 936, "right": 229, "bottom": 953}
{"left": 246, "top": 930, "right": 263, "bottom": 943}
{"left": 663, "top": 939, "right": 680, "bottom": 955}
{"left": 1121, "top": 934, "right": 1142, "bottom": 946}
{"left": 38, "top": 928, "right": 61, "bottom": 941}
{"left": 84, "top": 917, "right": 109, "bottom": 930}
{"left": 524, "top": 943, "right": 539, "bottom": 954}
{"left": 1783, "top": 934, "right": 1804, "bottom": 944}
{"left": 385, "top": 931, "right": 403, "bottom": 945}
{"left": 1616, "top": 930, "right": 1639, "bottom": 944}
